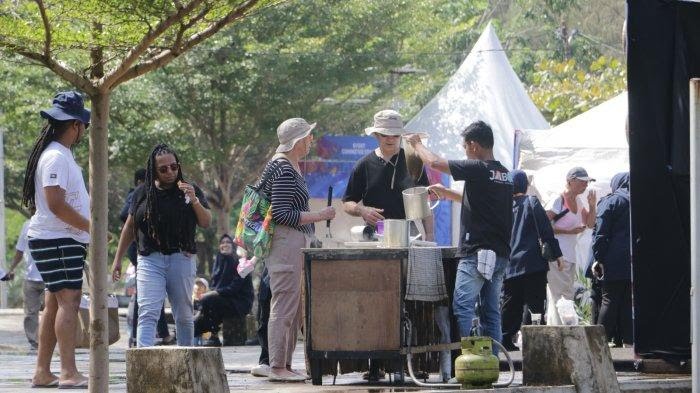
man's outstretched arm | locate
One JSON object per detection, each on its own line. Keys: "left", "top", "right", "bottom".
{"left": 406, "top": 134, "right": 451, "bottom": 174}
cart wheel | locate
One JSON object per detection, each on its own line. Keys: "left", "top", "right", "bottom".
{"left": 310, "top": 359, "right": 323, "bottom": 385}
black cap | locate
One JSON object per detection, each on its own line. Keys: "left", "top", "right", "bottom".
{"left": 566, "top": 167, "right": 595, "bottom": 182}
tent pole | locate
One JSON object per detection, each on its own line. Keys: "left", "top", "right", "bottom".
{"left": 690, "top": 78, "right": 700, "bottom": 391}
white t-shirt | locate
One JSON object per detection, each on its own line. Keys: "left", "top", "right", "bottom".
{"left": 546, "top": 195, "right": 586, "bottom": 265}
{"left": 16, "top": 220, "right": 43, "bottom": 282}
{"left": 27, "top": 142, "right": 90, "bottom": 244}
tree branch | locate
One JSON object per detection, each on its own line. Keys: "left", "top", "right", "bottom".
{"left": 34, "top": 0, "right": 51, "bottom": 57}
{"left": 0, "top": 41, "right": 95, "bottom": 93}
{"left": 112, "top": 0, "right": 260, "bottom": 87}
{"left": 101, "top": 0, "right": 207, "bottom": 88}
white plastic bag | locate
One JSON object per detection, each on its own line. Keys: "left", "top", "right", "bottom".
{"left": 555, "top": 296, "right": 579, "bottom": 325}
{"left": 237, "top": 256, "right": 257, "bottom": 278}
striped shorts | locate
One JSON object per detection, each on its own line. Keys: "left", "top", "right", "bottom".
{"left": 28, "top": 238, "right": 87, "bottom": 293}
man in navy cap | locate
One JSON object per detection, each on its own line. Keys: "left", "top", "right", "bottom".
{"left": 22, "top": 91, "right": 91, "bottom": 389}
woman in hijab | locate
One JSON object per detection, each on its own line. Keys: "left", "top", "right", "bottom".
{"left": 194, "top": 234, "right": 254, "bottom": 346}
{"left": 501, "top": 170, "right": 562, "bottom": 351}
{"left": 592, "top": 172, "right": 632, "bottom": 346}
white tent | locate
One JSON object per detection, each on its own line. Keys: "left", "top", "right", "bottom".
{"left": 518, "top": 92, "right": 629, "bottom": 271}
{"left": 405, "top": 22, "right": 550, "bottom": 169}
{"left": 405, "top": 22, "right": 549, "bottom": 245}
{"left": 518, "top": 92, "right": 629, "bottom": 205}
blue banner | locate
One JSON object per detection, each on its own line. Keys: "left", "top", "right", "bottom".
{"left": 312, "top": 135, "right": 378, "bottom": 161}
{"left": 301, "top": 161, "right": 356, "bottom": 198}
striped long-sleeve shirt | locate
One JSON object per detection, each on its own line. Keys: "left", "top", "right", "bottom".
{"left": 258, "top": 158, "right": 314, "bottom": 235}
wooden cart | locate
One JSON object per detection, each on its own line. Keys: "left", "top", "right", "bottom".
{"left": 303, "top": 246, "right": 461, "bottom": 385}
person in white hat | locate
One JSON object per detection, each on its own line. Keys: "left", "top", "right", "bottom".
{"left": 341, "top": 109, "right": 433, "bottom": 381}
{"left": 257, "top": 118, "right": 336, "bottom": 382}
{"left": 342, "top": 109, "right": 433, "bottom": 229}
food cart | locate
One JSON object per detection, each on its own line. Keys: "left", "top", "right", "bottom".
{"left": 303, "top": 245, "right": 461, "bottom": 385}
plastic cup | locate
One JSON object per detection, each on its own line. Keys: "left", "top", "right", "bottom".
{"left": 375, "top": 220, "right": 384, "bottom": 235}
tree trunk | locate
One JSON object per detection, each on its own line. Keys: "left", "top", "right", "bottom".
{"left": 88, "top": 91, "right": 110, "bottom": 393}
{"left": 214, "top": 203, "right": 231, "bottom": 236}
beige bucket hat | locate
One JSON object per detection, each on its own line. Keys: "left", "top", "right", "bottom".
{"left": 364, "top": 109, "right": 407, "bottom": 136}
{"left": 276, "top": 118, "right": 317, "bottom": 153}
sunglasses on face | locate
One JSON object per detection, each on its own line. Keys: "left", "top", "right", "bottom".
{"left": 377, "top": 134, "right": 400, "bottom": 138}
{"left": 157, "top": 163, "right": 180, "bottom": 174}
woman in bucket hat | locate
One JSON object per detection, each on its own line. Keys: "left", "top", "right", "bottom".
{"left": 257, "top": 118, "right": 335, "bottom": 381}
{"left": 22, "top": 91, "right": 91, "bottom": 389}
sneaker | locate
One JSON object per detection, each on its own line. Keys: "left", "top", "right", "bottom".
{"left": 202, "top": 335, "right": 222, "bottom": 347}
{"left": 251, "top": 364, "right": 270, "bottom": 377}
{"left": 268, "top": 370, "right": 305, "bottom": 382}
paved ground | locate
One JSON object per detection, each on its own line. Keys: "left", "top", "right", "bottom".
{"left": 0, "top": 309, "right": 691, "bottom": 392}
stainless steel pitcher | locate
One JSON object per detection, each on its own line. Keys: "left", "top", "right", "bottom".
{"left": 402, "top": 186, "right": 440, "bottom": 220}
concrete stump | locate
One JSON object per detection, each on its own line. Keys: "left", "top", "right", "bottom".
{"left": 522, "top": 325, "right": 620, "bottom": 393}
{"left": 126, "top": 347, "right": 230, "bottom": 393}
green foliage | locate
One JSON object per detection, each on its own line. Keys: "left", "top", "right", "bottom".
{"left": 0, "top": 0, "right": 279, "bottom": 83}
{"left": 491, "top": 0, "right": 625, "bottom": 84}
{"left": 528, "top": 56, "right": 626, "bottom": 124}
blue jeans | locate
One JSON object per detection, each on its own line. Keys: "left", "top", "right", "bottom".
{"left": 453, "top": 254, "right": 508, "bottom": 354}
{"left": 136, "top": 252, "right": 196, "bottom": 347}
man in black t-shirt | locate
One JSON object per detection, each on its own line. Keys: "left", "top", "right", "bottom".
{"left": 342, "top": 110, "right": 432, "bottom": 381}
{"left": 407, "top": 121, "right": 512, "bottom": 352}
{"left": 343, "top": 109, "right": 433, "bottom": 239}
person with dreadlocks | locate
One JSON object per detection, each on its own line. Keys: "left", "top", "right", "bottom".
{"left": 111, "top": 143, "right": 212, "bottom": 347}
{"left": 23, "top": 91, "right": 90, "bottom": 389}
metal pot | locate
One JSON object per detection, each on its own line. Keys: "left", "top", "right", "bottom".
{"left": 402, "top": 186, "right": 440, "bottom": 220}
{"left": 383, "top": 219, "right": 420, "bottom": 247}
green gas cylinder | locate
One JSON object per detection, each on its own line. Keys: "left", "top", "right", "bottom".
{"left": 454, "top": 336, "right": 499, "bottom": 389}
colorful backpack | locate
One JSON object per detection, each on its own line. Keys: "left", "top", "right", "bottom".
{"left": 234, "top": 160, "right": 279, "bottom": 258}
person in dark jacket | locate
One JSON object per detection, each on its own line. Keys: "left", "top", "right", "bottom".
{"left": 250, "top": 267, "right": 271, "bottom": 377}
{"left": 501, "top": 170, "right": 563, "bottom": 351}
{"left": 592, "top": 172, "right": 632, "bottom": 345}
{"left": 195, "top": 234, "right": 254, "bottom": 347}
{"left": 583, "top": 252, "right": 603, "bottom": 328}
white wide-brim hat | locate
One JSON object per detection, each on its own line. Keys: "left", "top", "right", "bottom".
{"left": 364, "top": 109, "right": 406, "bottom": 136}
{"left": 276, "top": 118, "right": 317, "bottom": 153}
